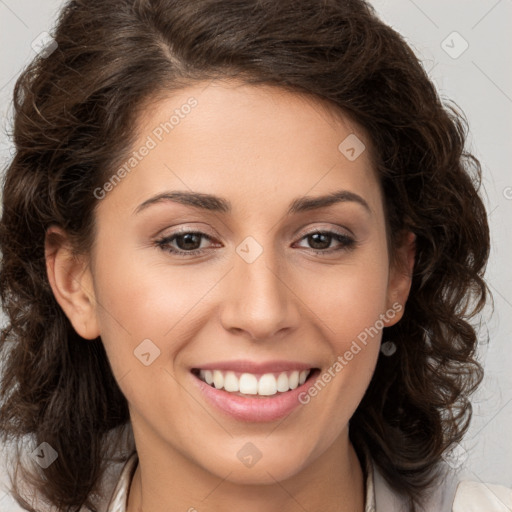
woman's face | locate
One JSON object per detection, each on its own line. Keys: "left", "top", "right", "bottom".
{"left": 50, "top": 80, "right": 414, "bottom": 484}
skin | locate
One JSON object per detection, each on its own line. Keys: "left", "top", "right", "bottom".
{"left": 45, "top": 80, "right": 415, "bottom": 512}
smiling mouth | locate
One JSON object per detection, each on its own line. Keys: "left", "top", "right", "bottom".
{"left": 191, "top": 368, "right": 319, "bottom": 397}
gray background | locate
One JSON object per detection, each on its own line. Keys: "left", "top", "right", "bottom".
{"left": 0, "top": 0, "right": 511, "bottom": 510}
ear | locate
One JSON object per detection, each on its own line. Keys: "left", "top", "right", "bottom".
{"left": 383, "top": 230, "right": 416, "bottom": 327}
{"left": 45, "top": 225, "right": 100, "bottom": 340}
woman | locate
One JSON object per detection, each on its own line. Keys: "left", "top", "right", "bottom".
{"left": 1, "top": 0, "right": 510, "bottom": 511}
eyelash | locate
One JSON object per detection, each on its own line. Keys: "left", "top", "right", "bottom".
{"left": 154, "top": 228, "right": 357, "bottom": 257}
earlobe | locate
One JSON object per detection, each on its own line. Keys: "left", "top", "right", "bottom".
{"left": 45, "top": 225, "right": 100, "bottom": 340}
{"left": 384, "top": 230, "right": 416, "bottom": 327}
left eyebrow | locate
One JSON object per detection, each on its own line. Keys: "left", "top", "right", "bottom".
{"left": 288, "top": 190, "right": 372, "bottom": 215}
{"left": 133, "top": 189, "right": 372, "bottom": 216}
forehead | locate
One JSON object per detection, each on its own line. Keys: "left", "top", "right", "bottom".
{"left": 99, "top": 79, "right": 383, "bottom": 221}
{"left": 138, "top": 79, "right": 368, "bottom": 153}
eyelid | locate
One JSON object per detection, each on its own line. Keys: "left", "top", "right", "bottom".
{"left": 293, "top": 223, "right": 354, "bottom": 240}
{"left": 154, "top": 224, "right": 217, "bottom": 239}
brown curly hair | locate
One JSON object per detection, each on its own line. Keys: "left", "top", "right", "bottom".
{"left": 0, "top": 0, "right": 491, "bottom": 511}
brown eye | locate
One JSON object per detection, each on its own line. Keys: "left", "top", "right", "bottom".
{"left": 155, "top": 231, "right": 216, "bottom": 256}
{"left": 295, "top": 230, "right": 356, "bottom": 254}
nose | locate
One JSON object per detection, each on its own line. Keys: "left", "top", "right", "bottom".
{"left": 219, "top": 241, "right": 301, "bottom": 341}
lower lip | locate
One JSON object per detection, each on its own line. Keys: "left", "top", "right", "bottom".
{"left": 191, "top": 369, "right": 320, "bottom": 423}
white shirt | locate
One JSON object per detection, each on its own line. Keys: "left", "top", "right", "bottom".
{"left": 102, "top": 451, "right": 512, "bottom": 512}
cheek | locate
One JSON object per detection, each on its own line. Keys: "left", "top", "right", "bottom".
{"left": 89, "top": 241, "right": 228, "bottom": 399}
{"left": 296, "top": 248, "right": 389, "bottom": 419}
{"left": 302, "top": 272, "right": 386, "bottom": 445}
{"left": 92, "top": 242, "right": 209, "bottom": 340}
{"left": 89, "top": 252, "right": 189, "bottom": 424}
{"left": 301, "top": 256, "right": 390, "bottom": 345}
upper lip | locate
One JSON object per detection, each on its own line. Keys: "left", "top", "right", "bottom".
{"left": 191, "top": 360, "right": 317, "bottom": 374}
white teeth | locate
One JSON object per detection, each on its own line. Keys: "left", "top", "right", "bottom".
{"left": 223, "top": 371, "right": 239, "bottom": 392}
{"left": 239, "top": 373, "right": 258, "bottom": 394}
{"left": 276, "top": 372, "right": 290, "bottom": 392}
{"left": 204, "top": 370, "right": 214, "bottom": 385}
{"left": 289, "top": 370, "right": 299, "bottom": 389}
{"left": 197, "top": 369, "right": 312, "bottom": 396}
{"left": 258, "top": 374, "right": 277, "bottom": 396}
{"left": 213, "top": 370, "right": 224, "bottom": 389}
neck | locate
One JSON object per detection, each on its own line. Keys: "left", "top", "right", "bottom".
{"left": 126, "top": 430, "right": 365, "bottom": 512}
